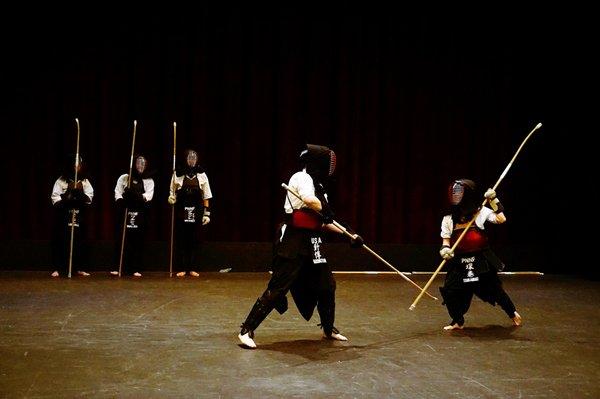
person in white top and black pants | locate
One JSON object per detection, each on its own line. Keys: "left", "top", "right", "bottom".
{"left": 168, "top": 149, "right": 212, "bottom": 277}
{"left": 50, "top": 154, "right": 94, "bottom": 277}
{"left": 112, "top": 155, "right": 155, "bottom": 277}
{"left": 238, "top": 144, "right": 363, "bottom": 349}
{"left": 438, "top": 179, "right": 522, "bottom": 331}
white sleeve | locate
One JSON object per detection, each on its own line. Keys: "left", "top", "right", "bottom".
{"left": 476, "top": 207, "right": 496, "bottom": 229}
{"left": 199, "top": 173, "right": 213, "bottom": 200}
{"left": 51, "top": 178, "right": 66, "bottom": 205}
{"left": 295, "top": 172, "right": 315, "bottom": 201}
{"left": 143, "top": 178, "right": 155, "bottom": 202}
{"left": 441, "top": 215, "right": 453, "bottom": 239}
{"left": 82, "top": 179, "right": 94, "bottom": 204}
{"left": 170, "top": 174, "right": 181, "bottom": 197}
{"left": 114, "top": 175, "right": 128, "bottom": 200}
{"left": 284, "top": 172, "right": 315, "bottom": 213}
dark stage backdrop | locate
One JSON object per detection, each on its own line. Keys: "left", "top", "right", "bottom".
{"left": 0, "top": 10, "right": 581, "bottom": 273}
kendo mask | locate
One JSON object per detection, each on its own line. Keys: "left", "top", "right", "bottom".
{"left": 179, "top": 149, "right": 203, "bottom": 177}
{"left": 299, "top": 144, "right": 336, "bottom": 182}
{"left": 135, "top": 156, "right": 147, "bottom": 174}
{"left": 186, "top": 150, "right": 198, "bottom": 168}
{"left": 131, "top": 155, "right": 148, "bottom": 179}
{"left": 449, "top": 179, "right": 479, "bottom": 218}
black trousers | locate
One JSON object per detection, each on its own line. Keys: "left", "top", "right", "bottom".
{"left": 119, "top": 227, "right": 145, "bottom": 275}
{"left": 174, "top": 220, "right": 203, "bottom": 272}
{"left": 440, "top": 271, "right": 517, "bottom": 326}
{"left": 52, "top": 209, "right": 86, "bottom": 276}
{"left": 241, "top": 254, "right": 337, "bottom": 334}
{"left": 114, "top": 209, "right": 148, "bottom": 275}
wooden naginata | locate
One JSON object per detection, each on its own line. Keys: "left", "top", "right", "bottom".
{"left": 409, "top": 122, "right": 543, "bottom": 310}
{"left": 117, "top": 120, "right": 138, "bottom": 277}
{"left": 168, "top": 122, "right": 176, "bottom": 277}
{"left": 282, "top": 183, "right": 438, "bottom": 301}
{"left": 67, "top": 118, "right": 81, "bottom": 278}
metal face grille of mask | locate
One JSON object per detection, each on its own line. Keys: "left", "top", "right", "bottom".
{"left": 187, "top": 151, "right": 198, "bottom": 167}
{"left": 328, "top": 151, "right": 336, "bottom": 177}
{"left": 135, "top": 157, "right": 147, "bottom": 174}
{"left": 450, "top": 182, "right": 465, "bottom": 205}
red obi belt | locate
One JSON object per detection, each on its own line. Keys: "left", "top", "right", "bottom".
{"left": 452, "top": 227, "right": 488, "bottom": 253}
{"left": 290, "top": 209, "right": 323, "bottom": 230}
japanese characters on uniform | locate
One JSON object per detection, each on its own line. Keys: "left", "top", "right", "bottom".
{"left": 311, "top": 236, "right": 326, "bottom": 264}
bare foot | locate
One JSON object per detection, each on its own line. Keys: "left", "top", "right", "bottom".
{"left": 323, "top": 331, "right": 348, "bottom": 341}
{"left": 512, "top": 311, "right": 523, "bottom": 326}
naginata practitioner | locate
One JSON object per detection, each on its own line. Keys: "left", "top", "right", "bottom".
{"left": 238, "top": 144, "right": 363, "bottom": 349}
{"left": 112, "top": 155, "right": 155, "bottom": 277}
{"left": 168, "top": 149, "right": 212, "bottom": 277}
{"left": 50, "top": 154, "right": 94, "bottom": 277}
{"left": 438, "top": 179, "right": 522, "bottom": 330}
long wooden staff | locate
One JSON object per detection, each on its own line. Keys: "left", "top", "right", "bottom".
{"left": 409, "top": 122, "right": 543, "bottom": 310}
{"left": 282, "top": 183, "right": 438, "bottom": 300}
{"left": 169, "top": 122, "right": 177, "bottom": 277}
{"left": 67, "top": 118, "right": 81, "bottom": 278}
{"left": 118, "top": 120, "right": 138, "bottom": 277}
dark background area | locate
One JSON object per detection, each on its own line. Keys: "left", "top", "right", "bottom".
{"left": 0, "top": 8, "right": 586, "bottom": 274}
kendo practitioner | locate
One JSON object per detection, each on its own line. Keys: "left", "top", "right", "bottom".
{"left": 111, "top": 155, "right": 155, "bottom": 277}
{"left": 438, "top": 179, "right": 522, "bottom": 330}
{"left": 50, "top": 154, "right": 94, "bottom": 277}
{"left": 238, "top": 144, "right": 364, "bottom": 349}
{"left": 168, "top": 149, "right": 212, "bottom": 277}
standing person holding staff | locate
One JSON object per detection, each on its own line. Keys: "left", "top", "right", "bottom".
{"left": 168, "top": 148, "right": 212, "bottom": 277}
{"left": 113, "top": 121, "right": 144, "bottom": 277}
{"left": 50, "top": 118, "right": 93, "bottom": 278}
{"left": 111, "top": 147, "right": 154, "bottom": 277}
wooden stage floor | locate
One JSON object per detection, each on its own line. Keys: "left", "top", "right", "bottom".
{"left": 1, "top": 272, "right": 598, "bottom": 398}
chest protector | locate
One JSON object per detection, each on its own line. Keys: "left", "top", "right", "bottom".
{"left": 129, "top": 178, "right": 144, "bottom": 195}
{"left": 178, "top": 175, "right": 203, "bottom": 223}
{"left": 128, "top": 178, "right": 145, "bottom": 210}
{"left": 451, "top": 223, "right": 489, "bottom": 254}
{"left": 126, "top": 179, "right": 146, "bottom": 228}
